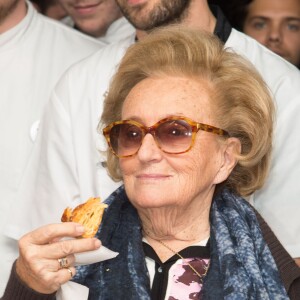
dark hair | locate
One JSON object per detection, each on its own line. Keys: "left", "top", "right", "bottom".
{"left": 30, "top": 0, "right": 58, "bottom": 14}
{"left": 209, "top": 0, "right": 253, "bottom": 31}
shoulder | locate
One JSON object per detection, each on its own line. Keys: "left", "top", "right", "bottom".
{"left": 255, "top": 211, "right": 300, "bottom": 299}
{"left": 101, "top": 17, "right": 135, "bottom": 44}
{"left": 56, "top": 34, "right": 135, "bottom": 88}
{"left": 226, "top": 29, "right": 300, "bottom": 93}
{"left": 32, "top": 10, "right": 103, "bottom": 50}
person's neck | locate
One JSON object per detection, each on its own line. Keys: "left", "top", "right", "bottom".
{"left": 0, "top": 0, "right": 27, "bottom": 34}
{"left": 139, "top": 188, "right": 213, "bottom": 245}
{"left": 136, "top": 0, "right": 216, "bottom": 40}
{"left": 75, "top": 13, "right": 123, "bottom": 38}
{"left": 140, "top": 188, "right": 213, "bottom": 262}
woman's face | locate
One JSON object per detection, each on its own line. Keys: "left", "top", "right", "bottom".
{"left": 120, "top": 76, "right": 232, "bottom": 210}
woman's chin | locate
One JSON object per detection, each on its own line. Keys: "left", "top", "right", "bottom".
{"left": 125, "top": 183, "right": 178, "bottom": 209}
{"left": 130, "top": 194, "right": 174, "bottom": 210}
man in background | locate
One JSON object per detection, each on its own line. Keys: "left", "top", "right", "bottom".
{"left": 59, "top": 0, "right": 135, "bottom": 44}
{"left": 212, "top": 0, "right": 300, "bottom": 68}
{"left": 0, "top": 0, "right": 102, "bottom": 293}
{"left": 244, "top": 0, "right": 300, "bottom": 68}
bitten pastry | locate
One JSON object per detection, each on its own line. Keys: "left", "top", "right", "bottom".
{"left": 61, "top": 197, "right": 108, "bottom": 238}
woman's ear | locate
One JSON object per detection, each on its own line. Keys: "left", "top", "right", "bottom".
{"left": 213, "top": 137, "right": 241, "bottom": 184}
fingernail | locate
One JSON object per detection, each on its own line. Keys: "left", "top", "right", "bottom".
{"left": 76, "top": 225, "right": 85, "bottom": 233}
{"left": 94, "top": 239, "right": 101, "bottom": 248}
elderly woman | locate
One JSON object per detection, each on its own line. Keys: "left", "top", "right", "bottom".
{"left": 2, "top": 27, "right": 300, "bottom": 300}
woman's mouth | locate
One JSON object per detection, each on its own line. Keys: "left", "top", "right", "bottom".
{"left": 137, "top": 173, "right": 171, "bottom": 180}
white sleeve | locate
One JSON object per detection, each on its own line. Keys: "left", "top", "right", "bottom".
{"left": 253, "top": 74, "right": 300, "bottom": 259}
{"left": 5, "top": 70, "right": 120, "bottom": 239}
{"left": 5, "top": 79, "right": 80, "bottom": 238}
{"left": 227, "top": 30, "right": 300, "bottom": 259}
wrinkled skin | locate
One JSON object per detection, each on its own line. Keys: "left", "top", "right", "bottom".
{"left": 16, "top": 222, "right": 101, "bottom": 294}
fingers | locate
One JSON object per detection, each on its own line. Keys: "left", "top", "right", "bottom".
{"left": 47, "top": 237, "right": 101, "bottom": 259}
{"left": 22, "top": 222, "right": 86, "bottom": 245}
{"left": 58, "top": 257, "right": 68, "bottom": 269}
{"left": 64, "top": 266, "right": 76, "bottom": 280}
{"left": 19, "top": 222, "right": 101, "bottom": 259}
{"left": 16, "top": 259, "right": 76, "bottom": 294}
{"left": 16, "top": 223, "right": 101, "bottom": 294}
{"left": 50, "top": 267, "right": 76, "bottom": 285}
{"left": 57, "top": 256, "right": 75, "bottom": 270}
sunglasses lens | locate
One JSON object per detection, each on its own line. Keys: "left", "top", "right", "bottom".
{"left": 107, "top": 119, "right": 194, "bottom": 157}
{"left": 110, "top": 123, "right": 143, "bottom": 157}
{"left": 156, "top": 120, "right": 193, "bottom": 153}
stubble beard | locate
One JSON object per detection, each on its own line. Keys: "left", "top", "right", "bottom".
{"left": 116, "top": 0, "right": 191, "bottom": 31}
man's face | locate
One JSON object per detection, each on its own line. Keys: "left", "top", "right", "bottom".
{"left": 58, "top": 0, "right": 123, "bottom": 37}
{"left": 244, "top": 0, "right": 300, "bottom": 67}
{"left": 0, "top": 0, "right": 19, "bottom": 26}
{"left": 115, "top": 0, "right": 190, "bottom": 31}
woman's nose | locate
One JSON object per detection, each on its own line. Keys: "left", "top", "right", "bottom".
{"left": 137, "top": 133, "right": 163, "bottom": 162}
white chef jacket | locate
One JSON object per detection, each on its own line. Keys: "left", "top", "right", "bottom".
{"left": 5, "top": 28, "right": 300, "bottom": 277}
{"left": 0, "top": 1, "right": 103, "bottom": 293}
{"left": 61, "top": 16, "right": 135, "bottom": 45}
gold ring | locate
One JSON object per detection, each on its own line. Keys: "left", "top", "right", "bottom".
{"left": 58, "top": 257, "right": 68, "bottom": 269}
{"left": 66, "top": 267, "right": 73, "bottom": 278}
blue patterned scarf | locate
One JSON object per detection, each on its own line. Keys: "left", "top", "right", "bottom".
{"left": 73, "top": 186, "right": 288, "bottom": 299}
{"left": 202, "top": 188, "right": 288, "bottom": 299}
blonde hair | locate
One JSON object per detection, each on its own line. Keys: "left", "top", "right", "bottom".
{"left": 100, "top": 26, "right": 274, "bottom": 196}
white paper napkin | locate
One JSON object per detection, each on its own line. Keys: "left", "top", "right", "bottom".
{"left": 57, "top": 246, "right": 119, "bottom": 300}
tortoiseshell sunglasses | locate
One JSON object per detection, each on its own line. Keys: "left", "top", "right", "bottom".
{"left": 103, "top": 116, "right": 229, "bottom": 158}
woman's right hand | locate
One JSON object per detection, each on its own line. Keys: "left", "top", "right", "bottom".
{"left": 16, "top": 222, "right": 101, "bottom": 294}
